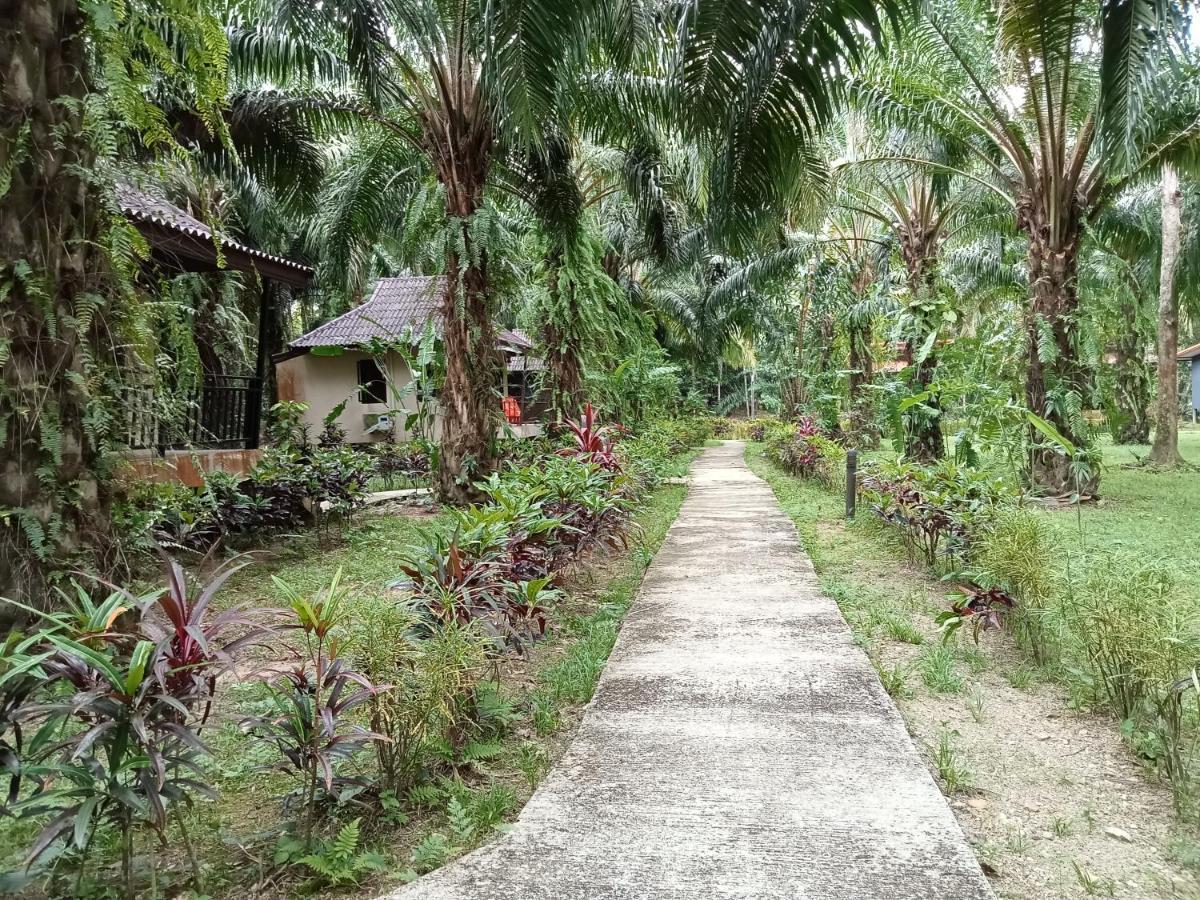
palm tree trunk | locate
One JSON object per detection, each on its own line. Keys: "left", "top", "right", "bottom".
{"left": 543, "top": 324, "right": 584, "bottom": 425}
{"left": 1, "top": 0, "right": 112, "bottom": 613}
{"left": 541, "top": 255, "right": 584, "bottom": 423}
{"left": 1022, "top": 207, "right": 1096, "bottom": 494}
{"left": 847, "top": 320, "right": 878, "bottom": 448}
{"left": 429, "top": 105, "right": 501, "bottom": 503}
{"left": 900, "top": 219, "right": 944, "bottom": 462}
{"left": 906, "top": 354, "right": 945, "bottom": 463}
{"left": 1149, "top": 164, "right": 1184, "bottom": 467}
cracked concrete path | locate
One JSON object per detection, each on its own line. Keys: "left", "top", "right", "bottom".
{"left": 391, "top": 441, "right": 993, "bottom": 899}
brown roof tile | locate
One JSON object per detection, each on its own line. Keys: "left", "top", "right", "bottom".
{"left": 117, "top": 183, "right": 313, "bottom": 277}
{"left": 290, "top": 275, "right": 444, "bottom": 348}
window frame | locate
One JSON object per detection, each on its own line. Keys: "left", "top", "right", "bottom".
{"left": 356, "top": 358, "right": 388, "bottom": 405}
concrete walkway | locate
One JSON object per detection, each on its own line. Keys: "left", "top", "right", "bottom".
{"left": 392, "top": 442, "right": 993, "bottom": 899}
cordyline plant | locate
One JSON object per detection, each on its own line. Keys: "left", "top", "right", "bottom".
{"left": 558, "top": 403, "right": 625, "bottom": 472}
{"left": 1, "top": 555, "right": 267, "bottom": 897}
{"left": 241, "top": 569, "right": 389, "bottom": 844}
{"left": 936, "top": 585, "right": 1017, "bottom": 643}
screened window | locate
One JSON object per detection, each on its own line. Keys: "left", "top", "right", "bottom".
{"left": 357, "top": 359, "right": 387, "bottom": 404}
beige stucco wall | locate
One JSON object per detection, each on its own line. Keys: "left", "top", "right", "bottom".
{"left": 276, "top": 350, "right": 429, "bottom": 443}
{"left": 276, "top": 350, "right": 546, "bottom": 443}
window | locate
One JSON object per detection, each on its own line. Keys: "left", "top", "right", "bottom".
{"left": 357, "top": 359, "right": 387, "bottom": 404}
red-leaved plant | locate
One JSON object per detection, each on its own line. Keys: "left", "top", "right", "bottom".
{"left": 1, "top": 556, "right": 268, "bottom": 895}
{"left": 558, "top": 403, "right": 625, "bottom": 472}
{"left": 936, "top": 585, "right": 1017, "bottom": 642}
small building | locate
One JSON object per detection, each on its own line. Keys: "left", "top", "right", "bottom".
{"left": 275, "top": 275, "right": 548, "bottom": 442}
{"left": 1179, "top": 341, "right": 1200, "bottom": 422}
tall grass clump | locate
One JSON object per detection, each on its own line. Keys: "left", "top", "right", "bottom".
{"left": 971, "top": 506, "right": 1062, "bottom": 665}
{"left": 1064, "top": 555, "right": 1200, "bottom": 808}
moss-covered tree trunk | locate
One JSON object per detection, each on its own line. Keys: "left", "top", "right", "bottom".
{"left": 845, "top": 263, "right": 878, "bottom": 448}
{"left": 1109, "top": 304, "right": 1151, "bottom": 444}
{"left": 1, "top": 0, "right": 113, "bottom": 610}
{"left": 1020, "top": 195, "right": 1098, "bottom": 495}
{"left": 543, "top": 321, "right": 584, "bottom": 424}
{"left": 541, "top": 252, "right": 584, "bottom": 423}
{"left": 899, "top": 214, "right": 945, "bottom": 463}
{"left": 426, "top": 73, "right": 501, "bottom": 503}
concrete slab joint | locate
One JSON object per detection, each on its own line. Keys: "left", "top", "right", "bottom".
{"left": 387, "top": 441, "right": 994, "bottom": 899}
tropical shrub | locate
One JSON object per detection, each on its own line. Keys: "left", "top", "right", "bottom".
{"left": 970, "top": 507, "right": 1062, "bottom": 664}
{"left": 935, "top": 585, "right": 1016, "bottom": 643}
{"left": 0, "top": 559, "right": 264, "bottom": 894}
{"left": 240, "top": 570, "right": 387, "bottom": 841}
{"left": 617, "top": 416, "right": 711, "bottom": 489}
{"left": 1063, "top": 555, "right": 1200, "bottom": 805}
{"left": 861, "top": 459, "right": 1009, "bottom": 567}
{"left": 765, "top": 418, "right": 845, "bottom": 487}
{"left": 343, "top": 596, "right": 488, "bottom": 793}
{"left": 370, "top": 440, "right": 432, "bottom": 488}
{"left": 710, "top": 416, "right": 777, "bottom": 440}
{"left": 558, "top": 402, "right": 624, "bottom": 471}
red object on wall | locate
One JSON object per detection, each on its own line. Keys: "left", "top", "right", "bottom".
{"left": 502, "top": 395, "right": 522, "bottom": 424}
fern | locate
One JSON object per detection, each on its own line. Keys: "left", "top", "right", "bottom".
{"left": 296, "top": 819, "right": 386, "bottom": 886}
{"left": 406, "top": 783, "right": 443, "bottom": 807}
{"left": 446, "top": 796, "right": 476, "bottom": 844}
{"left": 408, "top": 832, "right": 452, "bottom": 874}
{"left": 458, "top": 739, "right": 503, "bottom": 763}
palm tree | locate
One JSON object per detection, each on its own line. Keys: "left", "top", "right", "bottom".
{"left": 232, "top": 0, "right": 645, "bottom": 499}
{"left": 835, "top": 147, "right": 961, "bottom": 460}
{"left": 855, "top": 0, "right": 1200, "bottom": 492}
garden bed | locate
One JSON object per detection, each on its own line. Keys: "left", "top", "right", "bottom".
{"left": 0, "top": 483, "right": 689, "bottom": 899}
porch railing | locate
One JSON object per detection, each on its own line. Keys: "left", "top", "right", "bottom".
{"left": 122, "top": 375, "right": 262, "bottom": 451}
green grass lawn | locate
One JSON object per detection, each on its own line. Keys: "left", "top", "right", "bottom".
{"left": 1052, "top": 427, "right": 1200, "bottom": 580}
{"left": 219, "top": 505, "right": 452, "bottom": 608}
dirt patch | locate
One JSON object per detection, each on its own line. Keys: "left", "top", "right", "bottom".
{"left": 871, "top": 585, "right": 1199, "bottom": 899}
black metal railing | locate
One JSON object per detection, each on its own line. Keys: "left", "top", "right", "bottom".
{"left": 122, "top": 375, "right": 262, "bottom": 451}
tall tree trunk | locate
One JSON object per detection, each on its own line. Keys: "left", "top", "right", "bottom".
{"left": 1149, "top": 164, "right": 1184, "bottom": 467}
{"left": 1021, "top": 200, "right": 1097, "bottom": 494}
{"left": 782, "top": 293, "right": 811, "bottom": 422}
{"left": 1, "top": 0, "right": 113, "bottom": 612}
{"left": 846, "top": 258, "right": 879, "bottom": 447}
{"left": 543, "top": 322, "right": 584, "bottom": 424}
{"left": 1109, "top": 301, "right": 1151, "bottom": 444}
{"left": 899, "top": 214, "right": 944, "bottom": 462}
{"left": 428, "top": 97, "right": 501, "bottom": 503}
{"left": 541, "top": 255, "right": 584, "bottom": 423}
{"left": 846, "top": 320, "right": 878, "bottom": 447}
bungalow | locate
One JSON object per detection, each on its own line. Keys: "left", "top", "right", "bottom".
{"left": 274, "top": 275, "right": 548, "bottom": 442}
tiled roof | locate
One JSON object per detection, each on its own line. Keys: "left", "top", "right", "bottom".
{"left": 291, "top": 276, "right": 444, "bottom": 348}
{"left": 498, "top": 329, "right": 534, "bottom": 351}
{"left": 1177, "top": 341, "right": 1200, "bottom": 361}
{"left": 116, "top": 183, "right": 313, "bottom": 277}
{"left": 290, "top": 276, "right": 537, "bottom": 353}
